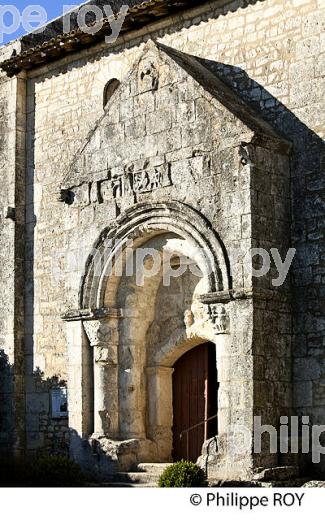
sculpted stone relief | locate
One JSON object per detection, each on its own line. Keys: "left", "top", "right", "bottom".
{"left": 131, "top": 164, "right": 172, "bottom": 193}
{"left": 58, "top": 153, "right": 212, "bottom": 207}
{"left": 58, "top": 163, "right": 171, "bottom": 206}
{"left": 208, "top": 304, "right": 230, "bottom": 334}
{"left": 138, "top": 58, "right": 159, "bottom": 93}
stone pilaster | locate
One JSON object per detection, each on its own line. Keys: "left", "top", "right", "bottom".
{"left": 146, "top": 366, "right": 174, "bottom": 460}
{"left": 66, "top": 319, "right": 93, "bottom": 438}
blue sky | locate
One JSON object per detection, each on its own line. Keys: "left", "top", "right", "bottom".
{"left": 1, "top": 1, "right": 81, "bottom": 45}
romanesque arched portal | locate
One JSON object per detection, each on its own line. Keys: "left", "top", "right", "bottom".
{"left": 66, "top": 202, "right": 233, "bottom": 471}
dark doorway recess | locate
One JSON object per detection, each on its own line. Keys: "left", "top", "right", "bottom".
{"left": 172, "top": 342, "right": 218, "bottom": 462}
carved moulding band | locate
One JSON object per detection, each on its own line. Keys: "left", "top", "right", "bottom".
{"left": 198, "top": 288, "right": 291, "bottom": 304}
{"left": 61, "top": 307, "right": 123, "bottom": 322}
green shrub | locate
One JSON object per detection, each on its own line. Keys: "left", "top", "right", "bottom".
{"left": 158, "top": 460, "right": 207, "bottom": 488}
{"left": 0, "top": 455, "right": 85, "bottom": 487}
{"left": 26, "top": 455, "right": 85, "bottom": 487}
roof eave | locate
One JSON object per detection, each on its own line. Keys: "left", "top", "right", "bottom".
{"left": 0, "top": 0, "right": 208, "bottom": 76}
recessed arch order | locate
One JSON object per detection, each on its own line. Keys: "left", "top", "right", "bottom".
{"left": 79, "top": 201, "right": 231, "bottom": 310}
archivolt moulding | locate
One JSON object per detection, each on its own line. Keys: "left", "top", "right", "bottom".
{"left": 80, "top": 201, "right": 231, "bottom": 310}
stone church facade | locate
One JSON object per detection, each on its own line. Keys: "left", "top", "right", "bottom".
{"left": 0, "top": 0, "right": 324, "bottom": 482}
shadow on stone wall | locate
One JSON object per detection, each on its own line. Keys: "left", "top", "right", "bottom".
{"left": 0, "top": 348, "right": 69, "bottom": 458}
{"left": 0, "top": 350, "right": 14, "bottom": 451}
{"left": 197, "top": 58, "right": 325, "bottom": 476}
{"left": 198, "top": 57, "right": 325, "bottom": 376}
{"left": 0, "top": 348, "right": 117, "bottom": 483}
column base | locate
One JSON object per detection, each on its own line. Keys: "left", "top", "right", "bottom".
{"left": 71, "top": 433, "right": 164, "bottom": 480}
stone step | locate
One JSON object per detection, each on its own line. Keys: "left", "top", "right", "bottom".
{"left": 111, "top": 462, "right": 172, "bottom": 486}
{"left": 114, "top": 471, "right": 160, "bottom": 485}
{"left": 136, "top": 462, "right": 172, "bottom": 474}
{"left": 103, "top": 481, "right": 156, "bottom": 488}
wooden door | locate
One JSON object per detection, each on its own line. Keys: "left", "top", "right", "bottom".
{"left": 172, "top": 342, "right": 217, "bottom": 462}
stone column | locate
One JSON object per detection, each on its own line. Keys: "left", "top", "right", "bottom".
{"left": 207, "top": 303, "right": 230, "bottom": 439}
{"left": 83, "top": 317, "right": 120, "bottom": 438}
{"left": 146, "top": 366, "right": 174, "bottom": 460}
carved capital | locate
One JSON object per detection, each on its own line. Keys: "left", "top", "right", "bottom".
{"left": 208, "top": 304, "right": 230, "bottom": 334}
{"left": 83, "top": 318, "right": 118, "bottom": 347}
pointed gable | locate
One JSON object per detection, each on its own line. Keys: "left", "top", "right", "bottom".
{"left": 60, "top": 40, "right": 290, "bottom": 212}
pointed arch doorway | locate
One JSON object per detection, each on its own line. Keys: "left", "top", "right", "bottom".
{"left": 172, "top": 342, "right": 218, "bottom": 462}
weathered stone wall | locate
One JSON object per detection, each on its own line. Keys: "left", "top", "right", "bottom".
{"left": 0, "top": 64, "right": 15, "bottom": 451}
{"left": 25, "top": 33, "right": 291, "bottom": 480}
{"left": 26, "top": 39, "right": 259, "bottom": 460}
{"left": 0, "top": 0, "right": 324, "bottom": 471}
{"left": 0, "top": 40, "right": 26, "bottom": 455}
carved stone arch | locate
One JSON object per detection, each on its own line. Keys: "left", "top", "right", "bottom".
{"left": 79, "top": 201, "right": 231, "bottom": 310}
{"left": 67, "top": 201, "right": 234, "bottom": 469}
{"left": 150, "top": 325, "right": 216, "bottom": 368}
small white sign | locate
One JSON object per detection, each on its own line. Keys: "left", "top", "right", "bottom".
{"left": 51, "top": 388, "right": 68, "bottom": 418}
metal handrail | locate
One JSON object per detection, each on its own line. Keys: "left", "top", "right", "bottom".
{"left": 179, "top": 414, "right": 218, "bottom": 461}
{"left": 180, "top": 414, "right": 218, "bottom": 438}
